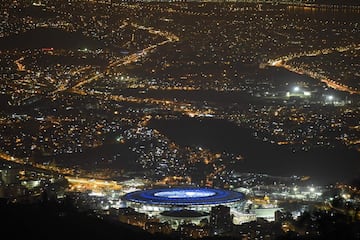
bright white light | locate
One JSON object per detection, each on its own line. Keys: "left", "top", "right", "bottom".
{"left": 342, "top": 193, "right": 350, "bottom": 199}
{"left": 327, "top": 95, "right": 334, "bottom": 101}
{"left": 293, "top": 86, "right": 300, "bottom": 92}
{"left": 89, "top": 191, "right": 105, "bottom": 197}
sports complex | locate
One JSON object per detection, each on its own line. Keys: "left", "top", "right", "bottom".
{"left": 123, "top": 187, "right": 246, "bottom": 215}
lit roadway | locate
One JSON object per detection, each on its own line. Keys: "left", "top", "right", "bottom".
{"left": 47, "top": 21, "right": 178, "bottom": 96}
{"left": 64, "top": 21, "right": 178, "bottom": 92}
{"left": 66, "top": 176, "right": 122, "bottom": 191}
{"left": 14, "top": 57, "right": 26, "bottom": 71}
{"left": 0, "top": 150, "right": 74, "bottom": 175}
{"left": 106, "top": 22, "right": 179, "bottom": 69}
{"left": 67, "top": 21, "right": 213, "bottom": 118}
{"left": 0, "top": 150, "right": 122, "bottom": 191}
{"left": 37, "top": 20, "right": 176, "bottom": 107}
{"left": 0, "top": 21, "right": 210, "bottom": 191}
{"left": 267, "top": 44, "right": 360, "bottom": 95}
{"left": 0, "top": 22, "right": 184, "bottom": 192}
{"left": 71, "top": 87, "right": 214, "bottom": 118}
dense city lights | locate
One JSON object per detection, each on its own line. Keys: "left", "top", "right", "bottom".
{"left": 0, "top": 0, "right": 359, "bottom": 239}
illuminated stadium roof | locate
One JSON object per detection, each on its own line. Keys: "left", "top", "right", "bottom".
{"left": 123, "top": 187, "right": 245, "bottom": 206}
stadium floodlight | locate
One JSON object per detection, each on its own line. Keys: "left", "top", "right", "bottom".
{"left": 293, "top": 86, "right": 300, "bottom": 92}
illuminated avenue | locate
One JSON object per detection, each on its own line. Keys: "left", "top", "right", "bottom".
{"left": 268, "top": 44, "right": 360, "bottom": 94}
{"left": 0, "top": 1, "right": 360, "bottom": 239}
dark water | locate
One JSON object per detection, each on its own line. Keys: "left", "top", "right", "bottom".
{"left": 149, "top": 117, "right": 360, "bottom": 185}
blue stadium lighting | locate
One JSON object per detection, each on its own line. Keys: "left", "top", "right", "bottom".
{"left": 123, "top": 187, "right": 244, "bottom": 206}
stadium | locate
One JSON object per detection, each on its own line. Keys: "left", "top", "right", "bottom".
{"left": 123, "top": 187, "right": 246, "bottom": 216}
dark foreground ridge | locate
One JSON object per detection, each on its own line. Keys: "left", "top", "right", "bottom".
{"left": 0, "top": 198, "right": 170, "bottom": 240}
{"left": 2, "top": 197, "right": 360, "bottom": 240}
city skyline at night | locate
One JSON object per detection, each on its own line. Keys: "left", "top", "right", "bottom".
{"left": 0, "top": 0, "right": 359, "bottom": 239}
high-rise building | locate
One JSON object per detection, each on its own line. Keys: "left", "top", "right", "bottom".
{"left": 210, "top": 205, "right": 233, "bottom": 235}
